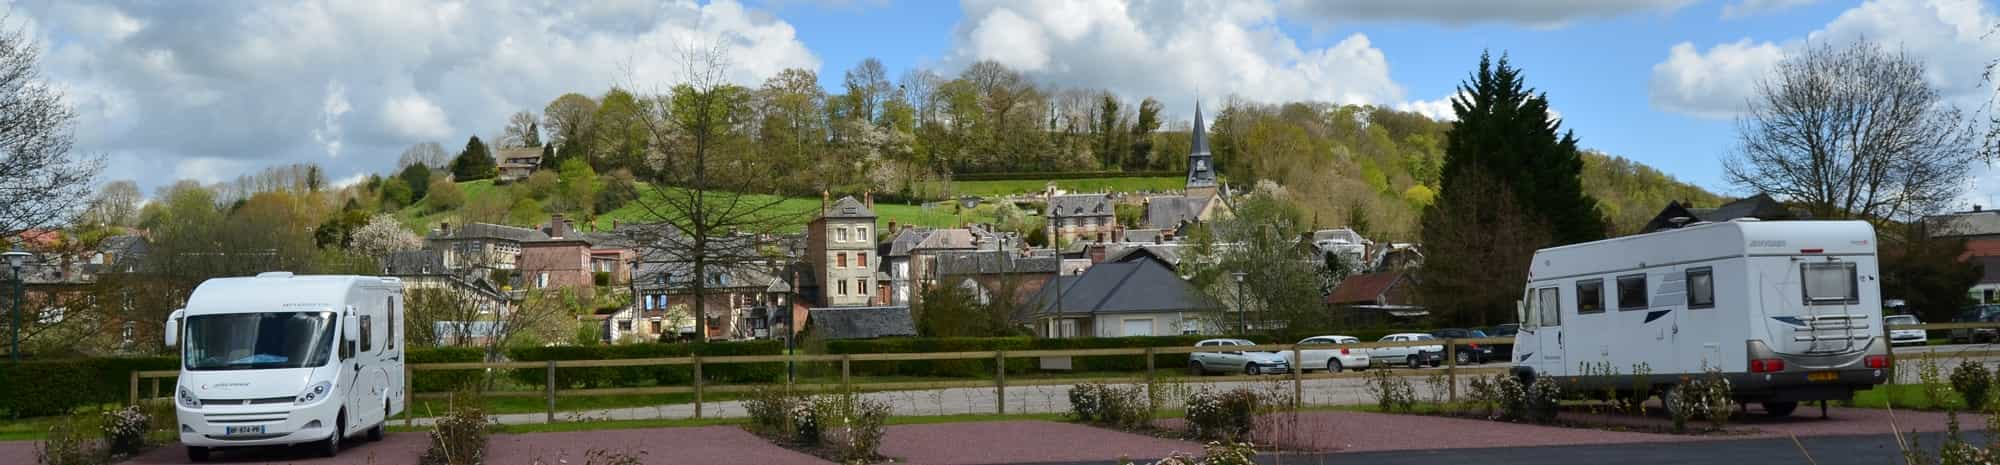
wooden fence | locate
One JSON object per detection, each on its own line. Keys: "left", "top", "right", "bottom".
{"left": 127, "top": 322, "right": 2000, "bottom": 425}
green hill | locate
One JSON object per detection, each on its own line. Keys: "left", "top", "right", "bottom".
{"left": 396, "top": 179, "right": 1000, "bottom": 235}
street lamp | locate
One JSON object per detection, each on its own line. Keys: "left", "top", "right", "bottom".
{"left": 4, "top": 247, "right": 31, "bottom": 362}
{"left": 1231, "top": 271, "right": 1247, "bottom": 335}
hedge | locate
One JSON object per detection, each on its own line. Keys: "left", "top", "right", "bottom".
{"left": 824, "top": 336, "right": 1276, "bottom": 378}
{"left": 507, "top": 340, "right": 783, "bottom": 389}
{"left": 0, "top": 356, "right": 177, "bottom": 418}
{"left": 407, "top": 347, "right": 488, "bottom": 393}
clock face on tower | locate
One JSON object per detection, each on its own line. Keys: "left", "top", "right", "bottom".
{"left": 1195, "top": 160, "right": 1207, "bottom": 170}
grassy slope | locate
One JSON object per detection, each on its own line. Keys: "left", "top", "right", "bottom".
{"left": 396, "top": 179, "right": 1007, "bottom": 234}
{"left": 920, "top": 177, "right": 1186, "bottom": 198}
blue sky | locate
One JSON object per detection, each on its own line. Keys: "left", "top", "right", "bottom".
{"left": 12, "top": 0, "right": 2000, "bottom": 205}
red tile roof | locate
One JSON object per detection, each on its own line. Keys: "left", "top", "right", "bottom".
{"left": 1325, "top": 271, "right": 1404, "bottom": 305}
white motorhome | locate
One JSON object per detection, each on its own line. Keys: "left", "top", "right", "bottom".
{"left": 164, "top": 273, "right": 406, "bottom": 461}
{"left": 1512, "top": 220, "right": 1889, "bottom": 417}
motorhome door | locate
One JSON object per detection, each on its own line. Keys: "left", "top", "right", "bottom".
{"left": 1521, "top": 286, "right": 1564, "bottom": 376}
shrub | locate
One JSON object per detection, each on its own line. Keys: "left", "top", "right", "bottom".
{"left": 1149, "top": 441, "right": 1259, "bottom": 465}
{"left": 1919, "top": 353, "right": 1950, "bottom": 409}
{"left": 1424, "top": 372, "right": 1449, "bottom": 407}
{"left": 407, "top": 347, "right": 487, "bottom": 394}
{"left": 823, "top": 396, "right": 891, "bottom": 464}
{"left": 1671, "top": 368, "right": 1733, "bottom": 432}
{"left": 592, "top": 271, "right": 612, "bottom": 287}
{"left": 507, "top": 340, "right": 783, "bottom": 388}
{"left": 1185, "top": 389, "right": 1260, "bottom": 441}
{"left": 745, "top": 387, "right": 802, "bottom": 440}
{"left": 36, "top": 413, "right": 101, "bottom": 465}
{"left": 99, "top": 406, "right": 148, "bottom": 458}
{"left": 418, "top": 390, "right": 490, "bottom": 465}
{"left": 1952, "top": 360, "right": 1992, "bottom": 411}
{"left": 1363, "top": 368, "right": 1416, "bottom": 413}
{"left": 1068, "top": 383, "right": 1151, "bottom": 430}
{"left": 1525, "top": 376, "right": 1562, "bottom": 424}
{"left": 0, "top": 357, "right": 178, "bottom": 418}
{"left": 1496, "top": 375, "right": 1528, "bottom": 421}
{"left": 1467, "top": 374, "right": 1502, "bottom": 419}
{"left": 823, "top": 336, "right": 1275, "bottom": 378}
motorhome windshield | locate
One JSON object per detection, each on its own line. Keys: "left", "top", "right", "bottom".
{"left": 184, "top": 311, "right": 336, "bottom": 371}
{"left": 1802, "top": 262, "right": 1859, "bottom": 305}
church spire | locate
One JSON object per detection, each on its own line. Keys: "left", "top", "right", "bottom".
{"left": 1184, "top": 100, "right": 1218, "bottom": 196}
{"left": 1191, "top": 101, "right": 1209, "bottom": 156}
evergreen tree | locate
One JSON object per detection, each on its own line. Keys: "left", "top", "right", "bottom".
{"left": 1432, "top": 52, "right": 1606, "bottom": 244}
{"left": 398, "top": 163, "right": 431, "bottom": 201}
{"left": 539, "top": 143, "right": 560, "bottom": 170}
{"left": 450, "top": 136, "right": 497, "bottom": 181}
{"left": 524, "top": 122, "right": 542, "bottom": 147}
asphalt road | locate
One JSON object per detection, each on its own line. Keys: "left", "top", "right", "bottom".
{"left": 1038, "top": 432, "right": 1985, "bottom": 465}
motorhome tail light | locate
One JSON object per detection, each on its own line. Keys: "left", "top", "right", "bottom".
{"left": 1865, "top": 355, "right": 1889, "bottom": 369}
{"left": 1800, "top": 248, "right": 1824, "bottom": 254}
{"left": 1750, "top": 358, "right": 1786, "bottom": 373}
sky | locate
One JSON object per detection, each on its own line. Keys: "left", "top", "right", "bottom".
{"left": 8, "top": 0, "right": 2000, "bottom": 207}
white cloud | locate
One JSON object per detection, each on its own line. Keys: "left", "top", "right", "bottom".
{"left": 1721, "top": 0, "right": 1819, "bottom": 19}
{"left": 382, "top": 94, "right": 451, "bottom": 141}
{"left": 1647, "top": 40, "right": 1784, "bottom": 118}
{"left": 949, "top": 0, "right": 1404, "bottom": 110}
{"left": 1394, "top": 92, "right": 1462, "bottom": 122}
{"left": 1277, "top": 0, "right": 1696, "bottom": 28}
{"left": 15, "top": 0, "right": 819, "bottom": 193}
{"left": 1648, "top": 0, "right": 2000, "bottom": 119}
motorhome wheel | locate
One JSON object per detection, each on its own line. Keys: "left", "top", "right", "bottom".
{"left": 318, "top": 411, "right": 343, "bottom": 457}
{"left": 1762, "top": 401, "right": 1799, "bottom": 417}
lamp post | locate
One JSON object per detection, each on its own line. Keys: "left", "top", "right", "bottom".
{"left": 1231, "top": 271, "right": 1247, "bottom": 335}
{"left": 4, "top": 248, "right": 31, "bottom": 362}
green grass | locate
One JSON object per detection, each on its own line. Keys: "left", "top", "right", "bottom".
{"left": 396, "top": 179, "right": 998, "bottom": 234}
{"left": 920, "top": 177, "right": 1186, "bottom": 198}
{"left": 0, "top": 415, "right": 64, "bottom": 441}
{"left": 1842, "top": 383, "right": 1968, "bottom": 410}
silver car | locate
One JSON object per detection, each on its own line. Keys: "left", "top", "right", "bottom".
{"left": 1289, "top": 336, "right": 1372, "bottom": 372}
{"left": 1189, "top": 338, "right": 1293, "bottom": 375}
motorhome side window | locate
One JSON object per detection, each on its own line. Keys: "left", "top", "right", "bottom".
{"left": 1576, "top": 279, "right": 1605, "bottom": 314}
{"left": 1536, "top": 287, "right": 1560, "bottom": 327}
{"left": 1801, "top": 262, "right": 1859, "bottom": 305}
{"left": 359, "top": 315, "right": 373, "bottom": 352}
{"left": 1686, "top": 268, "right": 1715, "bottom": 309}
{"left": 1617, "top": 274, "right": 1648, "bottom": 310}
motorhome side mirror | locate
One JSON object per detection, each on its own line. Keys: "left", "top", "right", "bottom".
{"left": 343, "top": 312, "right": 360, "bottom": 343}
{"left": 163, "top": 309, "right": 184, "bottom": 347}
{"left": 1515, "top": 300, "right": 1525, "bottom": 324}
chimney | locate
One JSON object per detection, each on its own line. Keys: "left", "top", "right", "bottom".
{"left": 1113, "top": 224, "right": 1125, "bottom": 243}
{"left": 1088, "top": 243, "right": 1106, "bottom": 264}
{"left": 822, "top": 190, "right": 831, "bottom": 214}
{"left": 864, "top": 191, "right": 874, "bottom": 210}
{"left": 888, "top": 220, "right": 898, "bottom": 233}
{"left": 548, "top": 214, "right": 569, "bottom": 238}
{"left": 439, "top": 222, "right": 452, "bottom": 236}
{"left": 611, "top": 220, "right": 620, "bottom": 230}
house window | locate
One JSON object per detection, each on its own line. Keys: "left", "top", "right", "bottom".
{"left": 836, "top": 227, "right": 849, "bottom": 242}
{"left": 856, "top": 279, "right": 867, "bottom": 296}
{"left": 1576, "top": 279, "right": 1605, "bottom": 314}
{"left": 1686, "top": 268, "right": 1715, "bottom": 309}
{"left": 651, "top": 321, "right": 662, "bottom": 334}
{"left": 858, "top": 253, "right": 868, "bottom": 268}
{"left": 857, "top": 225, "right": 869, "bottom": 239}
{"left": 837, "top": 253, "right": 847, "bottom": 268}
{"left": 618, "top": 321, "right": 633, "bottom": 331}
{"left": 538, "top": 272, "right": 550, "bottom": 288}
{"left": 1617, "top": 274, "right": 1648, "bottom": 310}
{"left": 839, "top": 280, "right": 849, "bottom": 296}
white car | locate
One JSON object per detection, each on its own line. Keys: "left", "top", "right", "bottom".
{"left": 1369, "top": 333, "right": 1445, "bottom": 369}
{"left": 1189, "top": 338, "right": 1293, "bottom": 375}
{"left": 1887, "top": 314, "right": 1927, "bottom": 346}
{"left": 1290, "top": 336, "right": 1371, "bottom": 372}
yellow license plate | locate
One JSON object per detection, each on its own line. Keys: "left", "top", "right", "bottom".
{"left": 1808, "top": 371, "right": 1838, "bottom": 382}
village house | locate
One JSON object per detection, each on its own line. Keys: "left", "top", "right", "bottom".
{"left": 805, "top": 193, "right": 879, "bottom": 307}
{"left": 1144, "top": 102, "right": 1233, "bottom": 231}
{"left": 1925, "top": 206, "right": 2000, "bottom": 304}
{"left": 625, "top": 261, "right": 792, "bottom": 341}
{"left": 1029, "top": 259, "right": 1220, "bottom": 338}
{"left": 1045, "top": 192, "right": 1116, "bottom": 244}
{"left": 427, "top": 222, "right": 550, "bottom": 270}
{"left": 1326, "top": 270, "right": 1424, "bottom": 324}
{"left": 495, "top": 146, "right": 545, "bottom": 183}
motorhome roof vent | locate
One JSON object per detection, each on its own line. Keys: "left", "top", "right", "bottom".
{"left": 256, "top": 271, "right": 296, "bottom": 278}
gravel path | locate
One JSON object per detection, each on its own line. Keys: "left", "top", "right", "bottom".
{"left": 879, "top": 421, "right": 1202, "bottom": 465}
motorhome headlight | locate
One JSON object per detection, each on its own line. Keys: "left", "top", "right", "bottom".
{"left": 177, "top": 386, "right": 200, "bottom": 409}
{"left": 295, "top": 381, "right": 332, "bottom": 405}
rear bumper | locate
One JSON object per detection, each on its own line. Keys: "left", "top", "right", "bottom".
{"left": 1726, "top": 368, "right": 1887, "bottom": 402}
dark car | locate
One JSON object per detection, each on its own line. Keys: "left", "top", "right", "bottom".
{"left": 1952, "top": 305, "right": 2000, "bottom": 343}
{"left": 1484, "top": 324, "right": 1519, "bottom": 361}
{"left": 1429, "top": 328, "right": 1494, "bottom": 365}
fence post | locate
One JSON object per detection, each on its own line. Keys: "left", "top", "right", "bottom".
{"left": 1290, "top": 344, "right": 1303, "bottom": 408}
{"left": 841, "top": 354, "right": 852, "bottom": 394}
{"left": 1144, "top": 347, "right": 1156, "bottom": 400}
{"left": 693, "top": 355, "right": 705, "bottom": 419}
{"left": 545, "top": 360, "right": 557, "bottom": 424}
{"left": 1884, "top": 331, "right": 1897, "bottom": 386}
{"left": 1446, "top": 340, "right": 1458, "bottom": 405}
{"left": 995, "top": 350, "right": 1007, "bottom": 415}
{"left": 150, "top": 377, "right": 161, "bottom": 403}
{"left": 128, "top": 371, "right": 140, "bottom": 407}
{"left": 404, "top": 363, "right": 414, "bottom": 428}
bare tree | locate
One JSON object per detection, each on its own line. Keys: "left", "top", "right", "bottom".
{"left": 621, "top": 40, "right": 802, "bottom": 342}
{"left": 80, "top": 180, "right": 142, "bottom": 227}
{"left": 499, "top": 110, "right": 541, "bottom": 148}
{"left": 397, "top": 142, "right": 449, "bottom": 170}
{"left": 543, "top": 93, "right": 599, "bottom": 148}
{"left": 1725, "top": 41, "right": 1983, "bottom": 220}
{"left": 844, "top": 57, "right": 892, "bottom": 125}
{"left": 0, "top": 27, "right": 101, "bottom": 237}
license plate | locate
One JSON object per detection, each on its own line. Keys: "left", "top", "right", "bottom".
{"left": 1807, "top": 371, "right": 1839, "bottom": 382}
{"left": 224, "top": 425, "right": 265, "bottom": 436}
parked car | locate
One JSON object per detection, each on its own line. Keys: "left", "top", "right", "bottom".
{"left": 1429, "top": 328, "right": 1495, "bottom": 365}
{"left": 1369, "top": 333, "right": 1444, "bottom": 368}
{"left": 1288, "top": 336, "right": 1371, "bottom": 372}
{"left": 1189, "top": 338, "right": 1293, "bottom": 375}
{"left": 1484, "top": 324, "right": 1519, "bottom": 362}
{"left": 1885, "top": 314, "right": 1927, "bottom": 346}
{"left": 1951, "top": 305, "right": 2000, "bottom": 343}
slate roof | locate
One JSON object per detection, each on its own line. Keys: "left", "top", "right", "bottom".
{"left": 1120, "top": 229, "right": 1165, "bottom": 244}
{"left": 1931, "top": 211, "right": 2000, "bottom": 238}
{"left": 808, "top": 306, "right": 915, "bottom": 339}
{"left": 636, "top": 261, "right": 787, "bottom": 292}
{"left": 1642, "top": 194, "right": 1806, "bottom": 234}
{"left": 822, "top": 196, "right": 876, "bottom": 219}
{"left": 495, "top": 147, "right": 543, "bottom": 163}
{"left": 886, "top": 228, "right": 933, "bottom": 257}
{"left": 434, "top": 223, "right": 550, "bottom": 243}
{"left": 1029, "top": 259, "right": 1220, "bottom": 315}
{"left": 382, "top": 250, "right": 448, "bottom": 276}
{"left": 1326, "top": 271, "right": 1406, "bottom": 305}
{"left": 1047, "top": 194, "right": 1113, "bottom": 218}
{"left": 1105, "top": 245, "right": 1184, "bottom": 268}
{"left": 932, "top": 250, "right": 1060, "bottom": 275}
{"left": 1145, "top": 195, "right": 1210, "bottom": 230}
{"left": 912, "top": 228, "right": 980, "bottom": 251}
{"left": 1311, "top": 228, "right": 1366, "bottom": 245}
